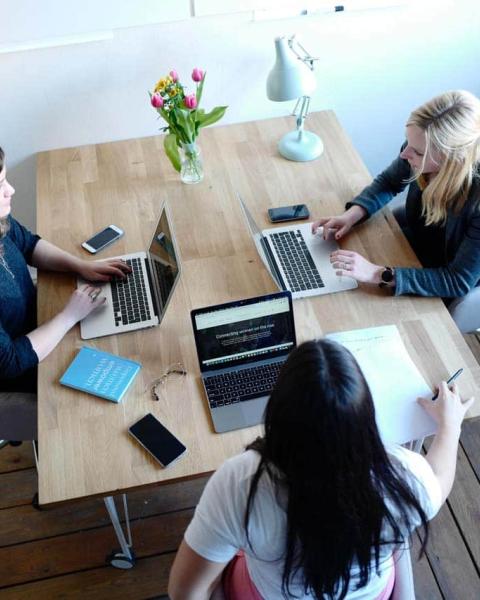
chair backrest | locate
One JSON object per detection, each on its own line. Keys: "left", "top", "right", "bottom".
{"left": 391, "top": 542, "right": 415, "bottom": 600}
{"left": 0, "top": 392, "right": 37, "bottom": 441}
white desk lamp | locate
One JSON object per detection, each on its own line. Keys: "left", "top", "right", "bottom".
{"left": 266, "top": 36, "right": 323, "bottom": 161}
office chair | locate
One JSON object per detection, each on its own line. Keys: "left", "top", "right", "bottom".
{"left": 0, "top": 391, "right": 39, "bottom": 472}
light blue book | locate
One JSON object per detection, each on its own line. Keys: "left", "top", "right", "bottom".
{"left": 60, "top": 346, "right": 142, "bottom": 403}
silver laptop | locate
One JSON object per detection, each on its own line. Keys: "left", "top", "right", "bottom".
{"left": 191, "top": 291, "right": 296, "bottom": 433}
{"left": 79, "top": 204, "right": 181, "bottom": 339}
{"left": 238, "top": 195, "right": 357, "bottom": 299}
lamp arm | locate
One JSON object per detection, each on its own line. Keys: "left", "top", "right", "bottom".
{"left": 287, "top": 36, "right": 318, "bottom": 71}
{"left": 296, "top": 96, "right": 311, "bottom": 139}
{"left": 295, "top": 96, "right": 311, "bottom": 128}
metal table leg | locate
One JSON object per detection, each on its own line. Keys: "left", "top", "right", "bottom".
{"left": 104, "top": 494, "right": 136, "bottom": 569}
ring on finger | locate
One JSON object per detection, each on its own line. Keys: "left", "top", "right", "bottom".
{"left": 89, "top": 290, "right": 100, "bottom": 302}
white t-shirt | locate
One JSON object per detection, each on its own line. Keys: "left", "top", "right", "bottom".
{"left": 185, "top": 446, "right": 441, "bottom": 600}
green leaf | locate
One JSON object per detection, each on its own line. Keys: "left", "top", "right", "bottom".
{"left": 164, "top": 133, "right": 181, "bottom": 172}
{"left": 196, "top": 106, "right": 228, "bottom": 129}
{"left": 175, "top": 108, "right": 195, "bottom": 143}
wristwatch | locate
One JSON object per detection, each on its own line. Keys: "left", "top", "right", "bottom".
{"left": 379, "top": 266, "right": 395, "bottom": 288}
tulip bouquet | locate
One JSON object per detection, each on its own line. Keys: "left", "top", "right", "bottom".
{"left": 150, "top": 68, "right": 227, "bottom": 175}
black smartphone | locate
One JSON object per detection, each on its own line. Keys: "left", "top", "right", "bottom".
{"left": 128, "top": 413, "right": 187, "bottom": 467}
{"left": 81, "top": 224, "right": 124, "bottom": 254}
{"left": 268, "top": 204, "right": 310, "bottom": 223}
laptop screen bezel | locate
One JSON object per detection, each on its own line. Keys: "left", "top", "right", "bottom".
{"left": 190, "top": 291, "right": 296, "bottom": 374}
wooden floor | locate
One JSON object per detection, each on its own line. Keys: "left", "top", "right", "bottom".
{"left": 1, "top": 337, "right": 480, "bottom": 599}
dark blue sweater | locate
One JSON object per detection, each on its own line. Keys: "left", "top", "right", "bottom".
{"left": 346, "top": 146, "right": 480, "bottom": 297}
{"left": 0, "top": 217, "right": 40, "bottom": 392}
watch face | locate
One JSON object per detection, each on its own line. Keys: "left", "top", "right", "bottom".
{"left": 381, "top": 268, "right": 393, "bottom": 283}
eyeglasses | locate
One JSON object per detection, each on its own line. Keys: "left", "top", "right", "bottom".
{"left": 149, "top": 362, "right": 187, "bottom": 401}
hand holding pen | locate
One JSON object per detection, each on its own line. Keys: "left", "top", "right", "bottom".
{"left": 418, "top": 370, "right": 474, "bottom": 433}
{"left": 432, "top": 368, "right": 463, "bottom": 400}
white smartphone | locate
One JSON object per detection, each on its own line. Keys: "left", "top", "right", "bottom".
{"left": 128, "top": 413, "right": 187, "bottom": 468}
{"left": 81, "top": 225, "right": 124, "bottom": 254}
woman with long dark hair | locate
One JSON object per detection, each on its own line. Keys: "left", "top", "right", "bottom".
{"left": 169, "top": 339, "right": 473, "bottom": 599}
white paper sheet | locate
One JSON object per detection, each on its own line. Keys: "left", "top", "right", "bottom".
{"left": 327, "top": 325, "right": 437, "bottom": 445}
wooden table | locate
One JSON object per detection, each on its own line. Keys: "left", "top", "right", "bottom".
{"left": 36, "top": 111, "right": 480, "bottom": 512}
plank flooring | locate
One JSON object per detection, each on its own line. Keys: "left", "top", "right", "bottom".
{"left": 1, "top": 335, "right": 479, "bottom": 599}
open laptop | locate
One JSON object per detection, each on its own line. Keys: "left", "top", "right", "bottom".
{"left": 191, "top": 291, "right": 296, "bottom": 433}
{"left": 238, "top": 195, "right": 357, "bottom": 299}
{"left": 79, "top": 203, "right": 181, "bottom": 339}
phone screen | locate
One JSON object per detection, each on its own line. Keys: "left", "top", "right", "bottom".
{"left": 85, "top": 227, "right": 122, "bottom": 251}
{"left": 129, "top": 413, "right": 186, "bottom": 467}
{"left": 268, "top": 204, "right": 309, "bottom": 222}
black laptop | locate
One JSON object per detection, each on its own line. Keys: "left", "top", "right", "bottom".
{"left": 191, "top": 291, "right": 296, "bottom": 433}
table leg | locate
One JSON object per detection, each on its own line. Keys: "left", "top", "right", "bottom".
{"left": 104, "top": 494, "right": 136, "bottom": 569}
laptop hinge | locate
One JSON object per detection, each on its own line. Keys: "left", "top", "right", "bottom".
{"left": 260, "top": 237, "right": 287, "bottom": 291}
{"left": 144, "top": 258, "right": 159, "bottom": 317}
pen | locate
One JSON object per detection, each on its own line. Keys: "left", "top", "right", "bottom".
{"left": 431, "top": 368, "right": 464, "bottom": 400}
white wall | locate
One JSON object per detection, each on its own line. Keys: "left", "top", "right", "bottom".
{"left": 1, "top": 0, "right": 479, "bottom": 231}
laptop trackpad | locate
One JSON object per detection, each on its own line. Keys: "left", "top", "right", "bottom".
{"left": 212, "top": 396, "right": 268, "bottom": 433}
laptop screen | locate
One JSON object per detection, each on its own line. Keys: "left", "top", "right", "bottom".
{"left": 191, "top": 292, "right": 295, "bottom": 372}
{"left": 148, "top": 206, "right": 180, "bottom": 319}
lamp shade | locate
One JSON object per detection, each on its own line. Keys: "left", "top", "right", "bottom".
{"left": 266, "top": 36, "right": 316, "bottom": 102}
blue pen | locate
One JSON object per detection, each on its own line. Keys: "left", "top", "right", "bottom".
{"left": 432, "top": 368, "right": 464, "bottom": 400}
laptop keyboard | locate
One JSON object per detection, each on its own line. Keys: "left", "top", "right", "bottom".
{"left": 269, "top": 230, "right": 325, "bottom": 292}
{"left": 204, "top": 361, "right": 285, "bottom": 408}
{"left": 111, "top": 258, "right": 151, "bottom": 327}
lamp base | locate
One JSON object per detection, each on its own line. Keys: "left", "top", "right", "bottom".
{"left": 278, "top": 130, "right": 324, "bottom": 162}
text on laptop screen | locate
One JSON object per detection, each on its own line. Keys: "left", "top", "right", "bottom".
{"left": 148, "top": 209, "right": 180, "bottom": 311}
{"left": 194, "top": 296, "right": 294, "bottom": 369}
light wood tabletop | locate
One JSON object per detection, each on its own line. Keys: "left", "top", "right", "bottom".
{"left": 36, "top": 111, "right": 480, "bottom": 505}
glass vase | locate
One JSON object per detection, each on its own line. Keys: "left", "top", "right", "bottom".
{"left": 180, "top": 142, "right": 204, "bottom": 184}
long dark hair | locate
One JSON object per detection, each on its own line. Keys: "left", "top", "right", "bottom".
{"left": 245, "top": 339, "right": 429, "bottom": 599}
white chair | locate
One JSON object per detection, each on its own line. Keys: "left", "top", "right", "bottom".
{"left": 391, "top": 543, "right": 415, "bottom": 600}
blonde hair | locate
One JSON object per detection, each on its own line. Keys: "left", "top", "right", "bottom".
{"left": 406, "top": 90, "right": 480, "bottom": 225}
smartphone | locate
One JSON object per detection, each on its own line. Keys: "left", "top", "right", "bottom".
{"left": 81, "top": 225, "right": 124, "bottom": 254}
{"left": 128, "top": 413, "right": 187, "bottom": 467}
{"left": 268, "top": 204, "right": 310, "bottom": 223}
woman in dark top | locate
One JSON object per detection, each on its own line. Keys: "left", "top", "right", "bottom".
{"left": 0, "top": 146, "right": 130, "bottom": 439}
{"left": 312, "top": 90, "right": 480, "bottom": 332}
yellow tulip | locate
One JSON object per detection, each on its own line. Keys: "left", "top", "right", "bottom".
{"left": 154, "top": 78, "right": 167, "bottom": 93}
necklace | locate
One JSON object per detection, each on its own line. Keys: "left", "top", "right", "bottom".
{"left": 0, "top": 255, "right": 15, "bottom": 279}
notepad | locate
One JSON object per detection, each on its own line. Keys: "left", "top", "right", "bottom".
{"left": 327, "top": 325, "right": 437, "bottom": 445}
{"left": 60, "top": 346, "right": 142, "bottom": 403}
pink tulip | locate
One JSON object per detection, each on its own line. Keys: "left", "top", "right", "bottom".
{"left": 184, "top": 94, "right": 197, "bottom": 109}
{"left": 191, "top": 68, "right": 204, "bottom": 83}
{"left": 169, "top": 70, "right": 179, "bottom": 82}
{"left": 151, "top": 93, "right": 164, "bottom": 108}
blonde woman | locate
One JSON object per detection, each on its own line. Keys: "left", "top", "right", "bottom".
{"left": 0, "top": 146, "right": 130, "bottom": 441}
{"left": 312, "top": 90, "right": 480, "bottom": 332}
